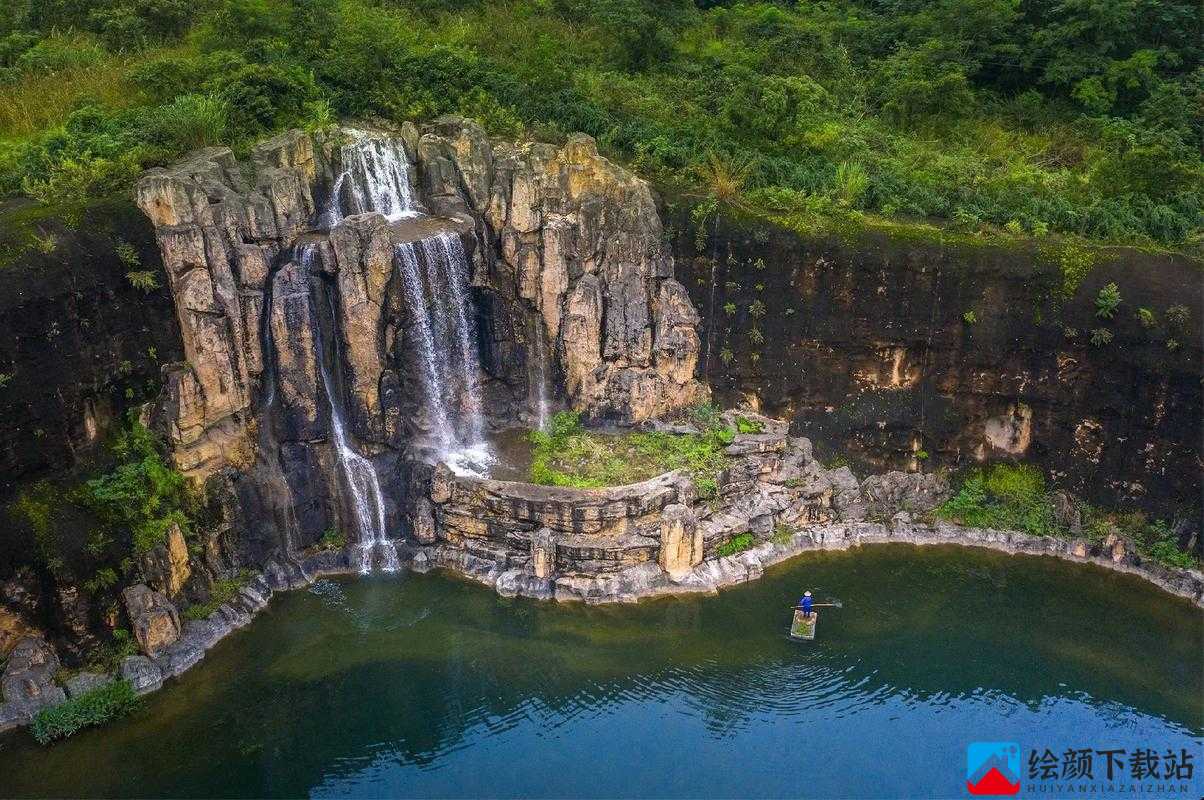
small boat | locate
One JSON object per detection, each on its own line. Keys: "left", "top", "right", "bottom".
{"left": 789, "top": 609, "right": 818, "bottom": 640}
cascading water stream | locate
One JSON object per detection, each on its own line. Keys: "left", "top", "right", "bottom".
{"left": 326, "top": 132, "right": 419, "bottom": 226}
{"left": 324, "top": 131, "right": 494, "bottom": 477}
{"left": 530, "top": 321, "right": 550, "bottom": 431}
{"left": 395, "top": 236, "right": 492, "bottom": 476}
{"left": 420, "top": 232, "right": 485, "bottom": 445}
{"left": 299, "top": 245, "right": 399, "bottom": 573}
{"left": 395, "top": 241, "right": 455, "bottom": 452}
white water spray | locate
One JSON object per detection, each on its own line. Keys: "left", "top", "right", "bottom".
{"left": 530, "top": 322, "right": 550, "bottom": 431}
{"left": 327, "top": 131, "right": 419, "bottom": 226}
{"left": 394, "top": 234, "right": 492, "bottom": 477}
{"left": 395, "top": 240, "right": 455, "bottom": 452}
{"left": 300, "top": 245, "right": 398, "bottom": 573}
{"left": 421, "top": 232, "right": 485, "bottom": 445}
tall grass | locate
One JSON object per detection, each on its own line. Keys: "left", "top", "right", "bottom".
{"left": 0, "top": 57, "right": 139, "bottom": 141}
{"left": 152, "top": 93, "right": 229, "bottom": 150}
{"left": 30, "top": 679, "right": 139, "bottom": 744}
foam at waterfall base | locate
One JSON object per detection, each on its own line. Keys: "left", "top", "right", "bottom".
{"left": 444, "top": 442, "right": 497, "bottom": 479}
{"left": 358, "top": 540, "right": 401, "bottom": 574}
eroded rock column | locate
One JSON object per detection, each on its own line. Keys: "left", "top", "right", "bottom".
{"left": 658, "top": 504, "right": 702, "bottom": 580}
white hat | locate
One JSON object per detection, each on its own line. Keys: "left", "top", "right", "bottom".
{"left": 804, "top": 591, "right": 812, "bottom": 596}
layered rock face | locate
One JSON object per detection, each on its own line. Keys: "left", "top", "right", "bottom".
{"left": 414, "top": 409, "right": 954, "bottom": 600}
{"left": 0, "top": 200, "right": 181, "bottom": 505}
{"left": 414, "top": 121, "right": 708, "bottom": 421}
{"left": 134, "top": 118, "right": 706, "bottom": 561}
{"left": 679, "top": 216, "right": 1203, "bottom": 517}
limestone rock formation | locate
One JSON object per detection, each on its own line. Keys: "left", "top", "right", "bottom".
{"left": 658, "top": 504, "right": 702, "bottom": 580}
{"left": 531, "top": 529, "right": 556, "bottom": 579}
{"left": 120, "top": 655, "right": 164, "bottom": 695}
{"left": 64, "top": 671, "right": 114, "bottom": 698}
{"left": 141, "top": 522, "right": 192, "bottom": 598}
{"left": 0, "top": 636, "right": 65, "bottom": 723}
{"left": 860, "top": 471, "right": 951, "bottom": 519}
{"left": 122, "top": 584, "right": 182, "bottom": 657}
{"left": 420, "top": 121, "right": 708, "bottom": 421}
{"left": 137, "top": 119, "right": 706, "bottom": 487}
{"left": 134, "top": 119, "right": 710, "bottom": 570}
{"left": 0, "top": 603, "right": 37, "bottom": 660}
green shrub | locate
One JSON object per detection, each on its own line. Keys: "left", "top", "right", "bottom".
{"left": 1147, "top": 539, "right": 1196, "bottom": 570}
{"left": 1165, "top": 305, "right": 1190, "bottom": 330}
{"left": 936, "top": 464, "right": 1057, "bottom": 537}
{"left": 212, "top": 61, "right": 319, "bottom": 139}
{"left": 317, "top": 526, "right": 346, "bottom": 551}
{"left": 88, "top": 0, "right": 194, "bottom": 50}
{"left": 9, "top": 34, "right": 106, "bottom": 76}
{"left": 982, "top": 463, "right": 1045, "bottom": 506}
{"left": 716, "top": 532, "right": 755, "bottom": 557}
{"left": 1095, "top": 282, "right": 1122, "bottom": 318}
{"left": 31, "top": 679, "right": 139, "bottom": 745}
{"left": 125, "top": 269, "right": 159, "bottom": 291}
{"left": 832, "top": 161, "right": 868, "bottom": 208}
{"left": 75, "top": 417, "right": 193, "bottom": 556}
{"left": 144, "top": 93, "right": 228, "bottom": 151}
{"left": 686, "top": 402, "right": 723, "bottom": 433}
{"left": 733, "top": 415, "right": 763, "bottom": 434}
{"left": 1083, "top": 510, "right": 1199, "bottom": 570}
{"left": 85, "top": 629, "right": 138, "bottom": 674}
{"left": 771, "top": 525, "right": 794, "bottom": 546}
{"left": 8, "top": 480, "right": 67, "bottom": 577}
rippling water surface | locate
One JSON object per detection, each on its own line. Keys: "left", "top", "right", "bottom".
{"left": 1, "top": 545, "right": 1200, "bottom": 798}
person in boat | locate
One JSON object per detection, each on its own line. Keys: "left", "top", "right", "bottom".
{"left": 799, "top": 591, "right": 814, "bottom": 618}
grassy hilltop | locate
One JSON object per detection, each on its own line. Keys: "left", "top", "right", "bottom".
{"left": 1, "top": 0, "right": 1200, "bottom": 250}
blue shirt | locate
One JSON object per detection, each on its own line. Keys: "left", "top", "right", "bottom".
{"left": 801, "top": 596, "right": 813, "bottom": 612}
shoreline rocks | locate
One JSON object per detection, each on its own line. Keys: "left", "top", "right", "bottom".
{"left": 425, "top": 519, "right": 1203, "bottom": 607}
{"left": 2, "top": 513, "right": 1197, "bottom": 736}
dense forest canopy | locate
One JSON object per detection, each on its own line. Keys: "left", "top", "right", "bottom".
{"left": 0, "top": 0, "right": 1200, "bottom": 246}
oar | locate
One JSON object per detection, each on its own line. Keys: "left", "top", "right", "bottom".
{"left": 788, "top": 602, "right": 842, "bottom": 609}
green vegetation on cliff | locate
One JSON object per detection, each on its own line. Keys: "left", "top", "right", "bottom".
{"left": 30, "top": 679, "right": 140, "bottom": 744}
{"left": 937, "top": 464, "right": 1199, "bottom": 569}
{"left": 529, "top": 410, "right": 732, "bottom": 496}
{"left": 1, "top": 0, "right": 1200, "bottom": 248}
{"left": 76, "top": 418, "right": 195, "bottom": 556}
{"left": 6, "top": 417, "right": 195, "bottom": 620}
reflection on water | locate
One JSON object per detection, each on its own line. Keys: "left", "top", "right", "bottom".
{"left": 1, "top": 545, "right": 1200, "bottom": 798}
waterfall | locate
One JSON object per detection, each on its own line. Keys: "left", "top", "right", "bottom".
{"left": 530, "top": 322, "right": 550, "bottom": 431}
{"left": 320, "top": 132, "right": 494, "bottom": 478}
{"left": 300, "top": 244, "right": 399, "bottom": 574}
{"left": 394, "top": 234, "right": 492, "bottom": 476}
{"left": 395, "top": 241, "right": 455, "bottom": 451}
{"left": 421, "top": 232, "right": 485, "bottom": 444}
{"left": 326, "top": 132, "right": 419, "bottom": 226}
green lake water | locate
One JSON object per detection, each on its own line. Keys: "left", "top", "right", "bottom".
{"left": 1, "top": 544, "right": 1200, "bottom": 798}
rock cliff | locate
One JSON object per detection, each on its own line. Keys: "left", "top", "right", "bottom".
{"left": 679, "top": 215, "right": 1203, "bottom": 517}
{"left": 132, "top": 118, "right": 707, "bottom": 562}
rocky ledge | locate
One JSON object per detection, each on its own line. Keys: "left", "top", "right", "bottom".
{"left": 404, "top": 409, "right": 1203, "bottom": 606}
{"left": 4, "top": 412, "right": 1199, "bottom": 735}
{"left": 419, "top": 518, "right": 1204, "bottom": 607}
